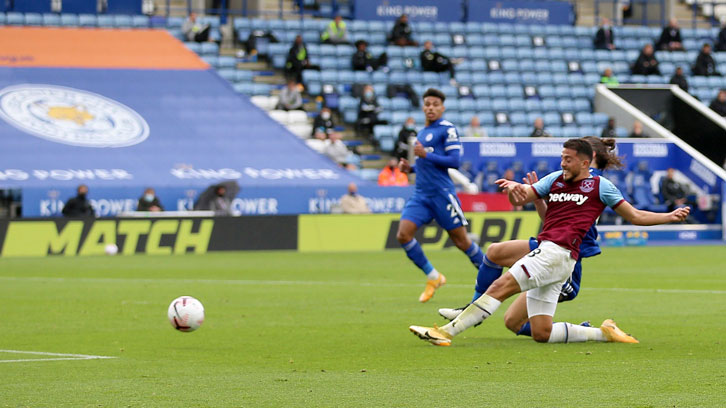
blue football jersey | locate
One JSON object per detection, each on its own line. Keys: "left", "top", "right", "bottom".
{"left": 580, "top": 168, "right": 603, "bottom": 258}
{"left": 413, "top": 118, "right": 461, "bottom": 195}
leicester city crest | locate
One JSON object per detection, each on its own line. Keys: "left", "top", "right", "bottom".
{"left": 0, "top": 84, "right": 149, "bottom": 148}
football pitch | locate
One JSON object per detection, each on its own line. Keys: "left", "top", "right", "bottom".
{"left": 1, "top": 246, "right": 724, "bottom": 407}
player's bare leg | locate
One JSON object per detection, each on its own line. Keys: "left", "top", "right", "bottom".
{"left": 487, "top": 240, "right": 532, "bottom": 268}
{"left": 503, "top": 293, "right": 529, "bottom": 334}
{"left": 397, "top": 219, "right": 446, "bottom": 302}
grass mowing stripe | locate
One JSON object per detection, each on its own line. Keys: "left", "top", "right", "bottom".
{"left": 1, "top": 276, "right": 724, "bottom": 295}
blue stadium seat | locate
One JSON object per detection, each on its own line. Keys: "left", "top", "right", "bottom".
{"left": 475, "top": 98, "right": 491, "bottom": 111}
{"left": 6, "top": 12, "right": 24, "bottom": 25}
{"left": 23, "top": 13, "right": 42, "bottom": 26}
{"left": 97, "top": 15, "right": 114, "bottom": 27}
{"left": 218, "top": 69, "right": 236, "bottom": 82}
{"left": 592, "top": 112, "right": 610, "bottom": 127}
{"left": 512, "top": 126, "right": 531, "bottom": 138}
{"left": 544, "top": 112, "right": 561, "bottom": 127}
{"left": 185, "top": 42, "right": 202, "bottom": 53}
{"left": 42, "top": 13, "right": 61, "bottom": 26}
{"left": 217, "top": 56, "right": 237, "bottom": 69}
{"left": 510, "top": 112, "right": 528, "bottom": 126}
{"left": 132, "top": 15, "right": 150, "bottom": 28}
{"left": 113, "top": 15, "right": 132, "bottom": 27}
{"left": 59, "top": 14, "right": 79, "bottom": 26}
{"left": 201, "top": 42, "right": 220, "bottom": 56}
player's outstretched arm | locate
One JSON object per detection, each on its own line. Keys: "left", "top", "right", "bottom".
{"left": 495, "top": 179, "right": 538, "bottom": 206}
{"left": 614, "top": 201, "right": 690, "bottom": 226}
{"left": 524, "top": 171, "right": 547, "bottom": 220}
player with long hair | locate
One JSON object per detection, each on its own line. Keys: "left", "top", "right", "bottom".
{"left": 410, "top": 138, "right": 689, "bottom": 346}
{"left": 438, "top": 136, "right": 623, "bottom": 337}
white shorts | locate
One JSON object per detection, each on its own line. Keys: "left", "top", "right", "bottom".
{"left": 508, "top": 241, "right": 576, "bottom": 317}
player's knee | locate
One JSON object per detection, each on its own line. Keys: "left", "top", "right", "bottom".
{"left": 485, "top": 242, "right": 504, "bottom": 264}
{"left": 531, "top": 327, "right": 552, "bottom": 343}
{"left": 396, "top": 229, "right": 413, "bottom": 244}
{"left": 503, "top": 313, "right": 524, "bottom": 334}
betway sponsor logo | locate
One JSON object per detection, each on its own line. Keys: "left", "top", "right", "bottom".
{"left": 633, "top": 144, "right": 668, "bottom": 157}
{"left": 548, "top": 192, "right": 589, "bottom": 205}
{"left": 479, "top": 142, "right": 516, "bottom": 157}
{"left": 171, "top": 167, "right": 340, "bottom": 180}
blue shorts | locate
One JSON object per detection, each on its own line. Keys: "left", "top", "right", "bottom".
{"left": 401, "top": 191, "right": 468, "bottom": 231}
{"left": 528, "top": 238, "right": 582, "bottom": 303}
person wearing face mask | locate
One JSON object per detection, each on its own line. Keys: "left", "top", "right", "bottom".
{"left": 62, "top": 184, "right": 95, "bottom": 217}
{"left": 209, "top": 185, "right": 233, "bottom": 216}
{"left": 355, "top": 85, "right": 385, "bottom": 139}
{"left": 378, "top": 158, "right": 409, "bottom": 186}
{"left": 340, "top": 182, "right": 371, "bottom": 214}
{"left": 312, "top": 107, "right": 335, "bottom": 136}
{"left": 137, "top": 188, "right": 164, "bottom": 212}
{"left": 395, "top": 117, "right": 417, "bottom": 159}
{"left": 594, "top": 17, "right": 615, "bottom": 50}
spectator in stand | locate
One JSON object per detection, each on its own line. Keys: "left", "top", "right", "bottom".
{"left": 529, "top": 117, "right": 551, "bottom": 137}
{"left": 629, "top": 120, "right": 649, "bottom": 138}
{"left": 320, "top": 15, "right": 348, "bottom": 44}
{"left": 312, "top": 107, "right": 334, "bottom": 136}
{"left": 601, "top": 117, "right": 617, "bottom": 138}
{"left": 340, "top": 182, "right": 371, "bottom": 214}
{"left": 285, "top": 35, "right": 319, "bottom": 83}
{"left": 693, "top": 43, "right": 720, "bottom": 77}
{"left": 395, "top": 117, "right": 417, "bottom": 159}
{"left": 631, "top": 44, "right": 660, "bottom": 75}
{"left": 182, "top": 13, "right": 211, "bottom": 43}
{"left": 323, "top": 132, "right": 350, "bottom": 165}
{"left": 137, "top": 188, "right": 164, "bottom": 212}
{"left": 656, "top": 18, "right": 685, "bottom": 51}
{"left": 355, "top": 85, "right": 385, "bottom": 139}
{"left": 276, "top": 80, "right": 304, "bottom": 111}
{"left": 306, "top": 128, "right": 328, "bottom": 153}
{"left": 717, "top": 23, "right": 726, "bottom": 51}
{"left": 209, "top": 185, "right": 233, "bottom": 216}
{"left": 420, "top": 41, "right": 457, "bottom": 83}
{"left": 378, "top": 158, "right": 409, "bottom": 186}
{"left": 669, "top": 66, "right": 689, "bottom": 92}
{"left": 600, "top": 67, "right": 619, "bottom": 86}
{"left": 594, "top": 17, "right": 615, "bottom": 50}
{"left": 660, "top": 168, "right": 689, "bottom": 212}
{"left": 463, "top": 116, "right": 488, "bottom": 138}
{"left": 709, "top": 89, "right": 726, "bottom": 116}
{"left": 389, "top": 14, "right": 417, "bottom": 46}
{"left": 351, "top": 40, "right": 388, "bottom": 72}
{"left": 62, "top": 184, "right": 95, "bottom": 217}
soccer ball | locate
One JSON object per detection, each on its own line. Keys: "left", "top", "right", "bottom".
{"left": 167, "top": 296, "right": 205, "bottom": 332}
{"left": 105, "top": 244, "right": 118, "bottom": 255}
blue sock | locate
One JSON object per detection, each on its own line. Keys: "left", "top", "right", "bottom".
{"left": 471, "top": 255, "right": 504, "bottom": 302}
{"left": 402, "top": 239, "right": 434, "bottom": 276}
{"left": 517, "top": 321, "right": 532, "bottom": 337}
{"left": 464, "top": 242, "right": 484, "bottom": 269}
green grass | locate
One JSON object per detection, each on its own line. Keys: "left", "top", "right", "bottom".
{"left": 1, "top": 246, "right": 725, "bottom": 407}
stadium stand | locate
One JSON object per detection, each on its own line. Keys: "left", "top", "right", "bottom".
{"left": 0, "top": 10, "right": 724, "bottom": 218}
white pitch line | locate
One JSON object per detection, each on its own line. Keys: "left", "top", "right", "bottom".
{"left": 0, "top": 276, "right": 724, "bottom": 295}
{"left": 0, "top": 349, "right": 116, "bottom": 363}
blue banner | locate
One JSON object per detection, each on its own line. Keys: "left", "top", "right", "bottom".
{"left": 468, "top": 0, "right": 574, "bottom": 26}
{"left": 106, "top": 0, "right": 143, "bottom": 15}
{"left": 354, "top": 0, "right": 464, "bottom": 22}
{"left": 21, "top": 185, "right": 415, "bottom": 217}
{"left": 460, "top": 138, "right": 723, "bottom": 195}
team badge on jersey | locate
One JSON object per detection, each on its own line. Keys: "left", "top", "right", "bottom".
{"left": 425, "top": 133, "right": 433, "bottom": 142}
{"left": 580, "top": 179, "right": 595, "bottom": 193}
{"left": 0, "top": 84, "right": 150, "bottom": 148}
